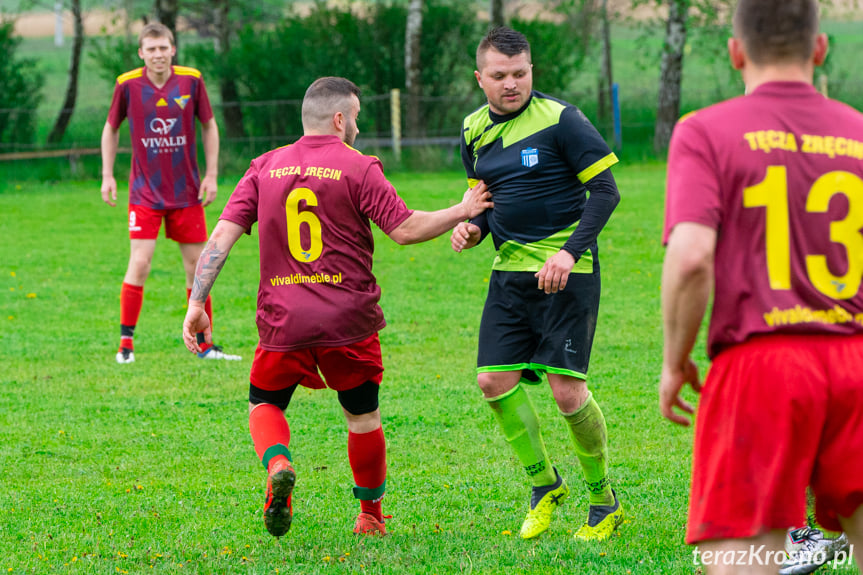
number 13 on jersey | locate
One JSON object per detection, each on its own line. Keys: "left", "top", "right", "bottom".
{"left": 744, "top": 166, "right": 863, "bottom": 300}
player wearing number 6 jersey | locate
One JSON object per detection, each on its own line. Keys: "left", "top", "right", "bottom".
{"left": 181, "top": 77, "right": 492, "bottom": 538}
{"left": 661, "top": 0, "right": 863, "bottom": 572}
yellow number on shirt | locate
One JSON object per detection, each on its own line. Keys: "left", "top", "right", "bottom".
{"left": 806, "top": 171, "right": 863, "bottom": 299}
{"left": 285, "top": 187, "right": 322, "bottom": 263}
{"left": 744, "top": 166, "right": 863, "bottom": 300}
{"left": 743, "top": 166, "right": 790, "bottom": 290}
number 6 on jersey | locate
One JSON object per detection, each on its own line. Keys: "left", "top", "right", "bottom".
{"left": 286, "top": 187, "right": 322, "bottom": 263}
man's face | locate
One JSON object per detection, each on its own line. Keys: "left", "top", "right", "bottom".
{"left": 474, "top": 48, "right": 533, "bottom": 115}
{"left": 138, "top": 36, "right": 175, "bottom": 74}
{"left": 343, "top": 95, "right": 361, "bottom": 146}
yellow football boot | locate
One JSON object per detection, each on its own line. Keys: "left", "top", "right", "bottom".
{"left": 519, "top": 472, "right": 569, "bottom": 539}
{"left": 574, "top": 490, "right": 624, "bottom": 542}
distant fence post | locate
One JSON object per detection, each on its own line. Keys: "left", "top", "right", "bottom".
{"left": 390, "top": 89, "right": 402, "bottom": 163}
{"left": 612, "top": 82, "right": 621, "bottom": 150}
{"left": 54, "top": 1, "right": 64, "bottom": 47}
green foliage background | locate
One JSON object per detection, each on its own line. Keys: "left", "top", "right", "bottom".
{"left": 0, "top": 19, "right": 43, "bottom": 147}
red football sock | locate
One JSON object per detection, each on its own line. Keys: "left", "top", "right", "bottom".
{"left": 249, "top": 403, "right": 291, "bottom": 473}
{"left": 119, "top": 282, "right": 144, "bottom": 351}
{"left": 348, "top": 427, "right": 387, "bottom": 522}
{"left": 186, "top": 289, "right": 214, "bottom": 351}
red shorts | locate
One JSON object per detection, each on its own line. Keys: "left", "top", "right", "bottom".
{"left": 250, "top": 333, "right": 384, "bottom": 392}
{"left": 128, "top": 203, "right": 208, "bottom": 243}
{"left": 687, "top": 333, "right": 863, "bottom": 543}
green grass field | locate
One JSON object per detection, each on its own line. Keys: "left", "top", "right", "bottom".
{"left": 1, "top": 166, "right": 858, "bottom": 574}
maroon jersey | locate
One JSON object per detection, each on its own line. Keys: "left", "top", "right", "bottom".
{"left": 108, "top": 66, "right": 214, "bottom": 209}
{"left": 665, "top": 82, "right": 863, "bottom": 358}
{"left": 221, "top": 135, "right": 413, "bottom": 351}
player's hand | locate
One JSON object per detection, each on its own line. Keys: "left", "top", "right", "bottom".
{"left": 535, "top": 250, "right": 575, "bottom": 294}
{"left": 101, "top": 176, "right": 117, "bottom": 207}
{"left": 461, "top": 180, "right": 493, "bottom": 219}
{"left": 200, "top": 174, "right": 218, "bottom": 207}
{"left": 659, "top": 357, "right": 702, "bottom": 426}
{"left": 182, "top": 302, "right": 212, "bottom": 354}
{"left": 451, "top": 221, "right": 482, "bottom": 252}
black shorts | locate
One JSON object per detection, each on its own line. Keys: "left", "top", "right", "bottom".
{"left": 477, "top": 268, "right": 600, "bottom": 383}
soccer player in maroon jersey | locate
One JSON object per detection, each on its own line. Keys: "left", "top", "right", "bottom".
{"left": 661, "top": 0, "right": 863, "bottom": 572}
{"left": 181, "top": 77, "right": 492, "bottom": 537}
{"left": 100, "top": 22, "right": 239, "bottom": 364}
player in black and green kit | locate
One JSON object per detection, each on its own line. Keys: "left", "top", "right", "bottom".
{"left": 451, "top": 26, "right": 623, "bottom": 541}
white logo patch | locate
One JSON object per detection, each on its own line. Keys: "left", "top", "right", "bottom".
{"left": 149, "top": 117, "right": 177, "bottom": 135}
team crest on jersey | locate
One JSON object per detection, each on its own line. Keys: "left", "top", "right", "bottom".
{"left": 156, "top": 98, "right": 168, "bottom": 107}
{"left": 521, "top": 147, "right": 539, "bottom": 168}
{"left": 174, "top": 95, "right": 191, "bottom": 109}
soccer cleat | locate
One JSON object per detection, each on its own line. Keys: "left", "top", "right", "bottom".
{"left": 574, "top": 489, "right": 624, "bottom": 541}
{"left": 354, "top": 512, "right": 388, "bottom": 535}
{"left": 197, "top": 345, "right": 242, "bottom": 361}
{"left": 115, "top": 348, "right": 135, "bottom": 364}
{"left": 780, "top": 526, "right": 850, "bottom": 575}
{"left": 519, "top": 470, "right": 570, "bottom": 539}
{"left": 263, "top": 461, "right": 296, "bottom": 538}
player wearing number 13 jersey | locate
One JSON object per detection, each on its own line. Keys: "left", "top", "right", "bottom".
{"left": 661, "top": 0, "right": 863, "bottom": 567}
{"left": 182, "top": 77, "right": 492, "bottom": 538}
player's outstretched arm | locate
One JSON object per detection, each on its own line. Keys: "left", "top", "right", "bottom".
{"left": 182, "top": 220, "right": 245, "bottom": 353}
{"left": 100, "top": 122, "right": 120, "bottom": 207}
{"left": 659, "top": 221, "right": 715, "bottom": 426}
{"left": 388, "top": 180, "right": 492, "bottom": 245}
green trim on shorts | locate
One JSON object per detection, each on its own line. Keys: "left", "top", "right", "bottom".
{"left": 477, "top": 363, "right": 531, "bottom": 373}
{"left": 261, "top": 444, "right": 292, "bottom": 470}
{"left": 477, "top": 364, "right": 544, "bottom": 386}
{"left": 529, "top": 363, "right": 588, "bottom": 381}
{"left": 352, "top": 480, "right": 386, "bottom": 502}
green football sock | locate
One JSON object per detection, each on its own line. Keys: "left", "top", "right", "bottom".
{"left": 562, "top": 392, "right": 615, "bottom": 505}
{"left": 487, "top": 384, "right": 557, "bottom": 487}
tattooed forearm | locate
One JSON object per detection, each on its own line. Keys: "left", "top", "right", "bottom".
{"left": 190, "top": 239, "right": 227, "bottom": 303}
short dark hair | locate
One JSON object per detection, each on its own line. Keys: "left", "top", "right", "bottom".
{"left": 301, "top": 77, "right": 361, "bottom": 131}
{"left": 476, "top": 26, "right": 531, "bottom": 70}
{"left": 733, "top": 0, "right": 819, "bottom": 65}
{"left": 138, "top": 22, "right": 174, "bottom": 49}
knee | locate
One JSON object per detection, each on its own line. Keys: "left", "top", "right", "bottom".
{"left": 129, "top": 253, "right": 153, "bottom": 275}
{"left": 550, "top": 379, "right": 589, "bottom": 414}
{"left": 345, "top": 409, "right": 381, "bottom": 434}
{"left": 477, "top": 372, "right": 517, "bottom": 399}
{"left": 476, "top": 372, "right": 496, "bottom": 396}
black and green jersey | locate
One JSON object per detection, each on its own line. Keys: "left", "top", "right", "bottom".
{"left": 461, "top": 91, "right": 618, "bottom": 272}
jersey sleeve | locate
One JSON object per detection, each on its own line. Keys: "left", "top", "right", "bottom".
{"left": 663, "top": 114, "right": 723, "bottom": 244}
{"left": 558, "top": 106, "right": 618, "bottom": 183}
{"left": 357, "top": 159, "right": 413, "bottom": 235}
{"left": 561, "top": 168, "right": 620, "bottom": 260}
{"left": 195, "top": 75, "right": 214, "bottom": 124}
{"left": 107, "top": 82, "right": 127, "bottom": 129}
{"left": 460, "top": 124, "right": 480, "bottom": 187}
{"left": 220, "top": 160, "right": 260, "bottom": 233}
